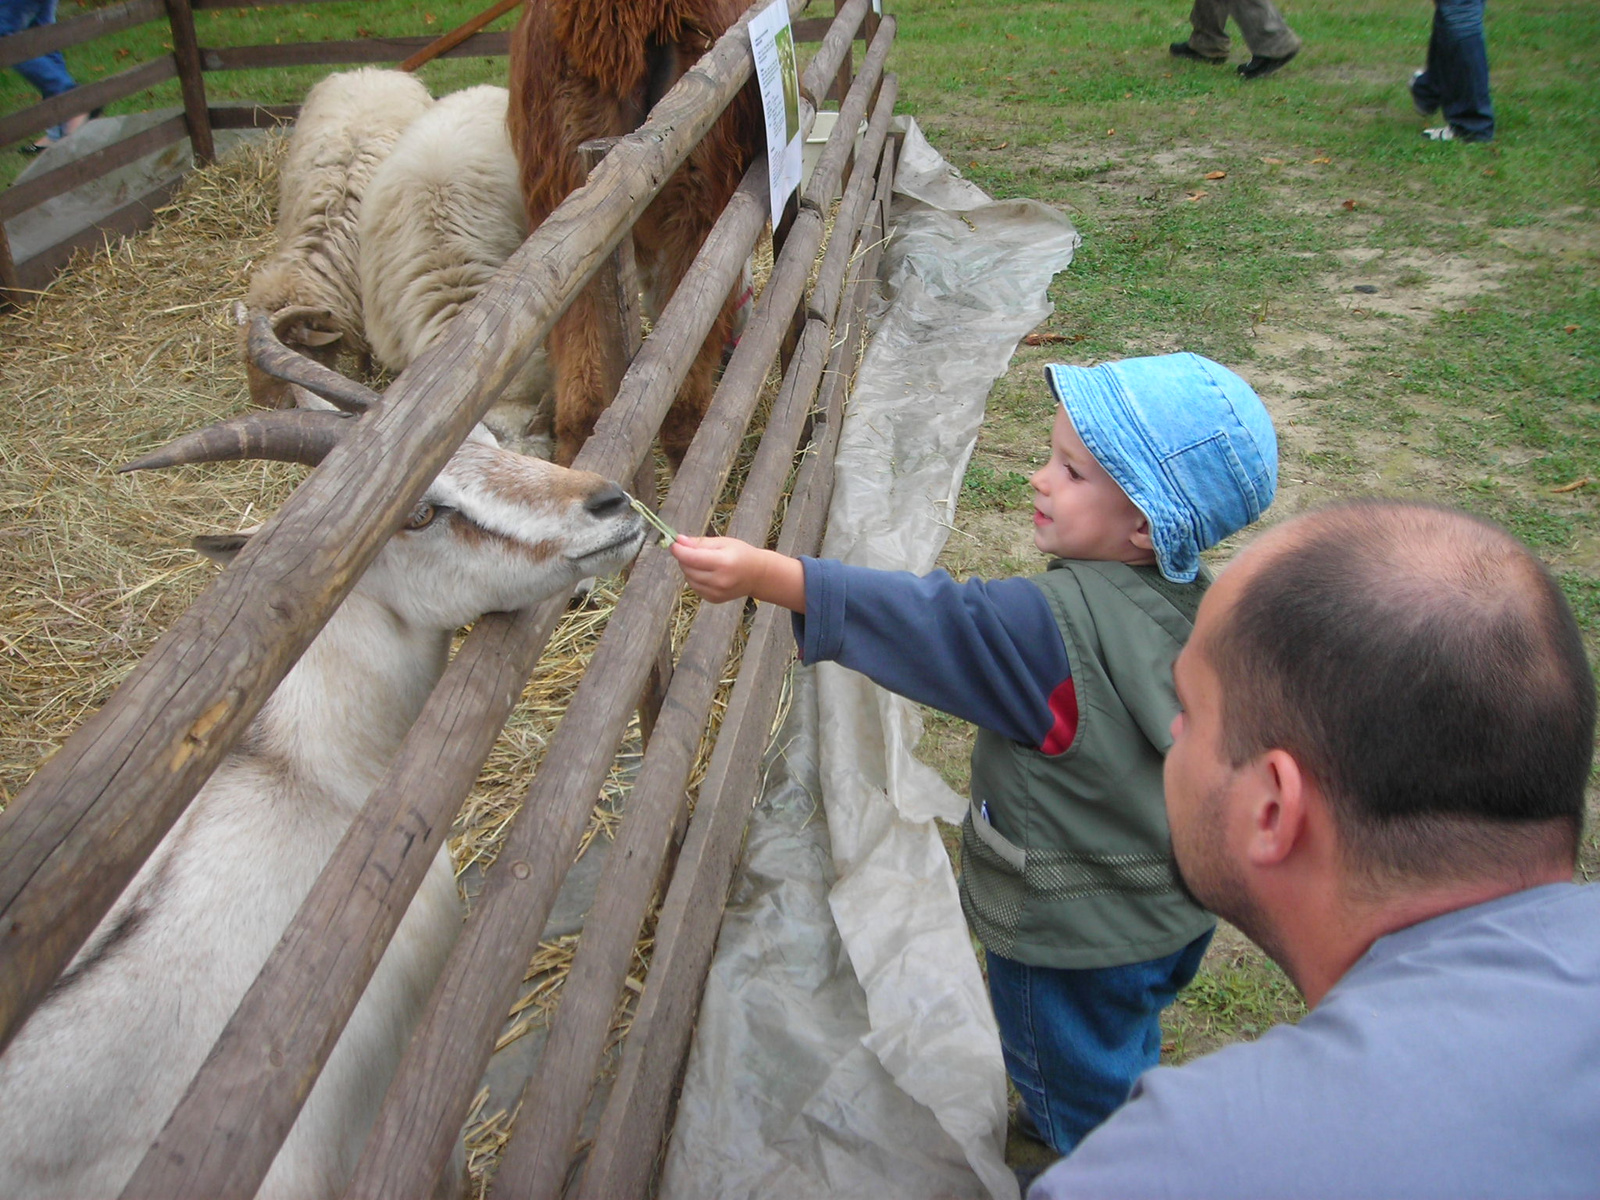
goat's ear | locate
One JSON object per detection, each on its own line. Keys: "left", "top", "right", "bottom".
{"left": 292, "top": 327, "right": 343, "bottom": 349}
{"left": 193, "top": 532, "right": 251, "bottom": 565}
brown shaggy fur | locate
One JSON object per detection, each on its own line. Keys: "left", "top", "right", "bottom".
{"left": 508, "top": 0, "right": 763, "bottom": 466}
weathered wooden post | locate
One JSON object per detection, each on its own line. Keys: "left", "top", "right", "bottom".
{"left": 162, "top": 0, "right": 213, "bottom": 165}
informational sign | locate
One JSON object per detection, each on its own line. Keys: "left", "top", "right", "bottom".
{"left": 750, "top": 0, "right": 803, "bottom": 225}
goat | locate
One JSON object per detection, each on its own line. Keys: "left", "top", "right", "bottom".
{"left": 507, "top": 0, "right": 763, "bottom": 466}
{"left": 243, "top": 67, "right": 434, "bottom": 408}
{"left": 359, "top": 84, "right": 556, "bottom": 458}
{"left": 0, "top": 385, "right": 646, "bottom": 1198}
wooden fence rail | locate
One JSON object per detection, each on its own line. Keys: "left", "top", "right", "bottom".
{"left": 4, "top": 0, "right": 898, "bottom": 1194}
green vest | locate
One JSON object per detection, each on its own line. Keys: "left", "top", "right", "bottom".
{"left": 959, "top": 560, "right": 1216, "bottom": 969}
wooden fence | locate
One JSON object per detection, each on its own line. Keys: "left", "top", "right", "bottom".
{"left": 0, "top": 0, "right": 865, "bottom": 303}
{"left": 0, "top": 0, "right": 898, "bottom": 1195}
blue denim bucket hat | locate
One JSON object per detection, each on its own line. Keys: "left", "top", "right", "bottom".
{"left": 1044, "top": 353, "right": 1277, "bottom": 583}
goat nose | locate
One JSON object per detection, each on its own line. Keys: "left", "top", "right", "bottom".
{"left": 584, "top": 482, "right": 630, "bottom": 519}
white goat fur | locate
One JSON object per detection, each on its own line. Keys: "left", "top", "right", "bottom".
{"left": 244, "top": 68, "right": 434, "bottom": 403}
{"left": 0, "top": 435, "right": 644, "bottom": 1199}
{"left": 359, "top": 85, "right": 554, "bottom": 456}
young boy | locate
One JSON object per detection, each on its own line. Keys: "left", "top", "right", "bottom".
{"left": 669, "top": 352, "right": 1278, "bottom": 1155}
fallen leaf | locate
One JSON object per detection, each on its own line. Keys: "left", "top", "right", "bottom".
{"left": 1342, "top": 198, "right": 1358, "bottom": 210}
{"left": 989, "top": 141, "right": 1009, "bottom": 151}
{"left": 1482, "top": 167, "right": 1497, "bottom": 177}
{"left": 1566, "top": 325, "right": 1580, "bottom": 333}
{"left": 968, "top": 161, "right": 979, "bottom": 169}
{"left": 1551, "top": 478, "right": 1590, "bottom": 494}
{"left": 1185, "top": 190, "right": 1207, "bottom": 202}
{"left": 1310, "top": 155, "right": 1333, "bottom": 165}
{"left": 1124, "top": 91, "right": 1134, "bottom": 98}
{"left": 424, "top": 11, "right": 436, "bottom": 23}
{"left": 1185, "top": 106, "right": 1198, "bottom": 116}
{"left": 1106, "top": 128, "right": 1116, "bottom": 136}
{"left": 1005, "top": 32, "right": 1019, "bottom": 39}
{"left": 1024, "top": 333, "right": 1075, "bottom": 345}
{"left": 1261, "top": 156, "right": 1285, "bottom": 165}
{"left": 1203, "top": 170, "right": 1227, "bottom": 180}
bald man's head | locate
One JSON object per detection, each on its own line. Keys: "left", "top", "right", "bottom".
{"left": 1206, "top": 502, "right": 1593, "bottom": 886}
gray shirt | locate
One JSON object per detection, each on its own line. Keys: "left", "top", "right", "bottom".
{"left": 1029, "top": 882, "right": 1600, "bottom": 1199}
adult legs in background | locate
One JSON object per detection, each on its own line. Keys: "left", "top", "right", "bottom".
{"left": 1181, "top": 0, "right": 1301, "bottom": 61}
{"left": 1411, "top": 0, "right": 1494, "bottom": 141}
{"left": 986, "top": 928, "right": 1214, "bottom": 1156}
{"left": 1, "top": 0, "right": 87, "bottom": 147}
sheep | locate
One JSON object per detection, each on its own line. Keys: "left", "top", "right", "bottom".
{"left": 508, "top": 0, "right": 764, "bottom": 466}
{"left": 0, "top": 397, "right": 646, "bottom": 1199}
{"left": 244, "top": 67, "right": 434, "bottom": 408}
{"left": 358, "top": 84, "right": 556, "bottom": 458}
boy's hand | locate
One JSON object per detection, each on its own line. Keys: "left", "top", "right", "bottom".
{"left": 670, "top": 535, "right": 806, "bottom": 611}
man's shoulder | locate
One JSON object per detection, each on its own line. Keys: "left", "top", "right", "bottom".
{"left": 1031, "top": 884, "right": 1600, "bottom": 1200}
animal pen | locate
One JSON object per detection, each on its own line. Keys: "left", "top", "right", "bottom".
{"left": 0, "top": 0, "right": 901, "bottom": 1195}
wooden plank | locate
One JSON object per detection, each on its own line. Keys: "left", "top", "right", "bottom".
{"left": 0, "top": 114, "right": 188, "bottom": 222}
{"left": 801, "top": 14, "right": 893, "bottom": 211}
{"left": 193, "top": 0, "right": 361, "bottom": 9}
{"left": 796, "top": 0, "right": 865, "bottom": 109}
{"left": 13, "top": 176, "right": 184, "bottom": 292}
{"left": 197, "top": 32, "right": 511, "bottom": 71}
{"left": 0, "top": 0, "right": 800, "bottom": 1064}
{"left": 575, "top": 191, "right": 890, "bottom": 1200}
{"left": 0, "top": 0, "right": 162, "bottom": 70}
{"left": 0, "top": 222, "right": 19, "bottom": 310}
{"left": 0, "top": 57, "right": 174, "bottom": 149}
{"left": 163, "top": 0, "right": 214, "bottom": 164}
{"left": 342, "top": 207, "right": 826, "bottom": 1200}
{"left": 487, "top": 318, "right": 835, "bottom": 1200}
{"left": 808, "top": 73, "right": 896, "bottom": 326}
{"left": 397, "top": 0, "right": 522, "bottom": 72}
{"left": 208, "top": 103, "right": 297, "bottom": 130}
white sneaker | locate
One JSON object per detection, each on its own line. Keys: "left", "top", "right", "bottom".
{"left": 1421, "top": 125, "right": 1457, "bottom": 141}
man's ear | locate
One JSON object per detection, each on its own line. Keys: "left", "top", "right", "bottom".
{"left": 1129, "top": 515, "right": 1155, "bottom": 552}
{"left": 1245, "top": 749, "right": 1310, "bottom": 867}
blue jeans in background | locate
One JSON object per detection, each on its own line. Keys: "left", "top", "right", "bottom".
{"left": 1411, "top": 0, "right": 1494, "bottom": 141}
{"left": 2, "top": 0, "right": 79, "bottom": 140}
{"left": 987, "top": 927, "right": 1214, "bottom": 1156}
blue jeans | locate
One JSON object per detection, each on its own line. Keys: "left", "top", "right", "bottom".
{"left": 1411, "top": 0, "right": 1494, "bottom": 141}
{"left": 2, "top": 0, "right": 79, "bottom": 138}
{"left": 986, "top": 928, "right": 1214, "bottom": 1155}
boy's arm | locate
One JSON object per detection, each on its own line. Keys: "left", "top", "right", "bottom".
{"left": 670, "top": 535, "right": 806, "bottom": 610}
{"left": 798, "top": 557, "right": 1076, "bottom": 750}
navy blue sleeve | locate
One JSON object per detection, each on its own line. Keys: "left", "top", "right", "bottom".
{"left": 790, "top": 557, "right": 1073, "bottom": 748}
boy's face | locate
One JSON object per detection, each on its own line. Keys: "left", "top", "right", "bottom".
{"left": 1030, "top": 408, "right": 1155, "bottom": 564}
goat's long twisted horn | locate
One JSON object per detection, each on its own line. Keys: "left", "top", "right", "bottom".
{"left": 247, "top": 310, "right": 382, "bottom": 414}
{"left": 116, "top": 409, "right": 357, "bottom": 473}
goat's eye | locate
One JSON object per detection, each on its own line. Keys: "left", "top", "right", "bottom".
{"left": 403, "top": 501, "right": 439, "bottom": 530}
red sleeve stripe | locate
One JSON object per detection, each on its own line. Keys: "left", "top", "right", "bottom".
{"left": 1040, "top": 678, "right": 1079, "bottom": 755}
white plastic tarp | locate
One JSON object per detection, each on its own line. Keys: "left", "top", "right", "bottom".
{"left": 661, "top": 121, "right": 1081, "bottom": 1200}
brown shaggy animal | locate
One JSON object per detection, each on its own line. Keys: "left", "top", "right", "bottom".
{"left": 508, "top": 0, "right": 763, "bottom": 467}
